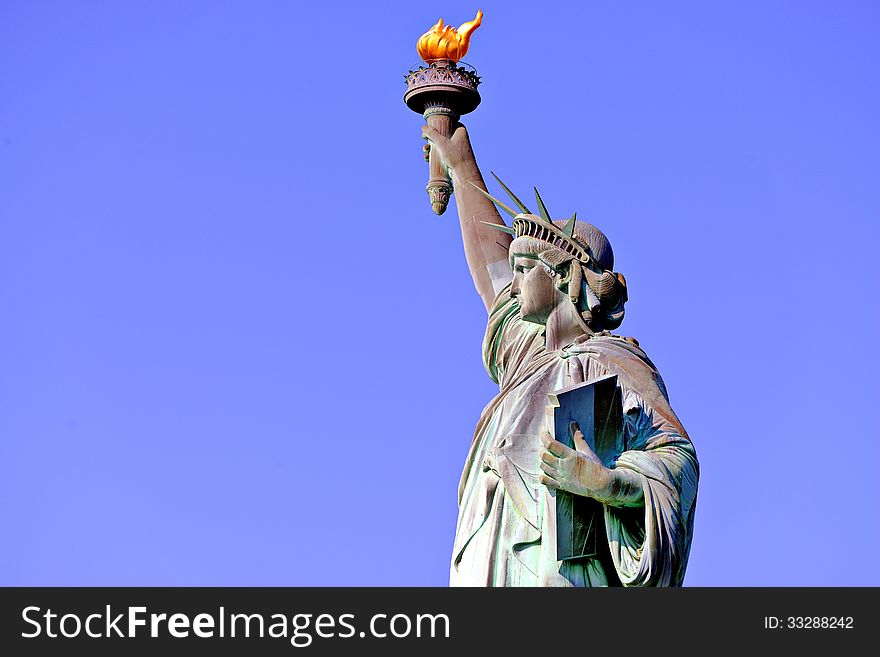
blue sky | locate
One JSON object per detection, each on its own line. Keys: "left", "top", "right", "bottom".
{"left": 1, "top": 1, "right": 878, "bottom": 585}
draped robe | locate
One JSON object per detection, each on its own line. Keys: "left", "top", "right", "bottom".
{"left": 449, "top": 286, "right": 699, "bottom": 587}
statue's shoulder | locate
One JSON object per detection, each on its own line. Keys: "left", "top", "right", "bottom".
{"left": 565, "top": 332, "right": 664, "bottom": 388}
{"left": 563, "top": 333, "right": 677, "bottom": 427}
{"left": 567, "top": 332, "right": 650, "bottom": 363}
{"left": 596, "top": 331, "right": 642, "bottom": 350}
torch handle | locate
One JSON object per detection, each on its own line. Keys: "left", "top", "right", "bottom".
{"left": 424, "top": 106, "right": 456, "bottom": 215}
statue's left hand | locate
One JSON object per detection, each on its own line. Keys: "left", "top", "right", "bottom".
{"left": 539, "top": 422, "right": 615, "bottom": 502}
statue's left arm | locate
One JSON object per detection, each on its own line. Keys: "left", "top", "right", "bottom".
{"left": 540, "top": 352, "right": 699, "bottom": 587}
{"left": 606, "top": 389, "right": 699, "bottom": 586}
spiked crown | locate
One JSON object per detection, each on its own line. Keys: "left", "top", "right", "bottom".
{"left": 470, "top": 173, "right": 597, "bottom": 267}
{"left": 470, "top": 173, "right": 627, "bottom": 332}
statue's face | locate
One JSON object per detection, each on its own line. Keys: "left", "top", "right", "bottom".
{"left": 510, "top": 254, "right": 560, "bottom": 324}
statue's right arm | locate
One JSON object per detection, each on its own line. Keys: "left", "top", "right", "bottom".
{"left": 422, "top": 123, "right": 513, "bottom": 313}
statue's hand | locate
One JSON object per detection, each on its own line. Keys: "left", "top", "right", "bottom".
{"left": 421, "top": 122, "right": 477, "bottom": 177}
{"left": 539, "top": 422, "right": 615, "bottom": 502}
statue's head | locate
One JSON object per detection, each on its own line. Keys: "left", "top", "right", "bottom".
{"left": 471, "top": 173, "right": 627, "bottom": 333}
{"left": 470, "top": 175, "right": 627, "bottom": 333}
{"left": 507, "top": 214, "right": 626, "bottom": 332}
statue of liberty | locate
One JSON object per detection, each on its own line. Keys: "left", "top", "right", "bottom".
{"left": 421, "top": 122, "right": 699, "bottom": 587}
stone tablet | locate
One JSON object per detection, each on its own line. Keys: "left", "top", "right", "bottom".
{"left": 548, "top": 374, "right": 624, "bottom": 561}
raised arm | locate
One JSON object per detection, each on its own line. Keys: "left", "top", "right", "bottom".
{"left": 422, "top": 122, "right": 513, "bottom": 312}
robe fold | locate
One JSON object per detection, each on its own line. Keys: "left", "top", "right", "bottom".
{"left": 449, "top": 285, "right": 699, "bottom": 587}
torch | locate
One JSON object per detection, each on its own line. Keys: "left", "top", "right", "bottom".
{"left": 404, "top": 10, "right": 483, "bottom": 215}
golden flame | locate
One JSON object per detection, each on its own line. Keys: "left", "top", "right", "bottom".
{"left": 417, "top": 9, "right": 482, "bottom": 63}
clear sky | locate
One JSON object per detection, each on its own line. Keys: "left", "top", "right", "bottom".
{"left": 1, "top": 1, "right": 878, "bottom": 586}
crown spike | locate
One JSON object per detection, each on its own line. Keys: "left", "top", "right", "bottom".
{"left": 563, "top": 212, "right": 577, "bottom": 238}
{"left": 467, "top": 180, "right": 518, "bottom": 218}
{"left": 534, "top": 187, "right": 551, "bottom": 222}
{"left": 490, "top": 171, "right": 531, "bottom": 214}
{"left": 479, "top": 220, "right": 516, "bottom": 236}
